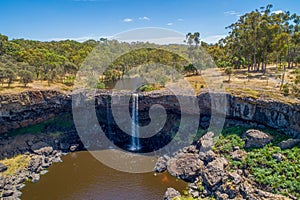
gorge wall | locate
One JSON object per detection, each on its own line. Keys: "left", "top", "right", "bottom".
{"left": 0, "top": 90, "right": 299, "bottom": 138}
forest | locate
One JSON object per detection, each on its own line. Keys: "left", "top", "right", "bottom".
{"left": 0, "top": 4, "right": 299, "bottom": 97}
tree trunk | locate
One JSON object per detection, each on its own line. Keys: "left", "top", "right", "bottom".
{"left": 280, "top": 64, "right": 286, "bottom": 91}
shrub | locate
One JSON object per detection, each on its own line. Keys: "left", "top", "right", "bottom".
{"left": 282, "top": 84, "right": 289, "bottom": 96}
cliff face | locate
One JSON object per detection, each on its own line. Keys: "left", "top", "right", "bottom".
{"left": 0, "top": 90, "right": 71, "bottom": 133}
{"left": 0, "top": 90, "right": 299, "bottom": 138}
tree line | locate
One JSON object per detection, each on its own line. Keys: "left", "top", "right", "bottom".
{"left": 0, "top": 4, "right": 299, "bottom": 95}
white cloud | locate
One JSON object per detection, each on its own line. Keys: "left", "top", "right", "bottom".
{"left": 166, "top": 22, "right": 173, "bottom": 26}
{"left": 139, "top": 16, "right": 150, "bottom": 21}
{"left": 177, "top": 18, "right": 184, "bottom": 21}
{"left": 123, "top": 18, "right": 133, "bottom": 23}
{"left": 224, "top": 10, "right": 240, "bottom": 16}
{"left": 202, "top": 34, "right": 226, "bottom": 44}
{"left": 272, "top": 10, "right": 284, "bottom": 14}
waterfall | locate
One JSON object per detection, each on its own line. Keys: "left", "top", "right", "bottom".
{"left": 130, "top": 93, "right": 141, "bottom": 151}
{"left": 106, "top": 100, "right": 112, "bottom": 137}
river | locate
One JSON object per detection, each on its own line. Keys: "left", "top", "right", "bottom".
{"left": 21, "top": 151, "right": 186, "bottom": 200}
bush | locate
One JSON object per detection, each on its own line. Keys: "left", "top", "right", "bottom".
{"left": 63, "top": 75, "right": 75, "bottom": 86}
{"left": 282, "top": 84, "right": 289, "bottom": 96}
{"left": 138, "top": 84, "right": 158, "bottom": 92}
{"left": 96, "top": 81, "right": 106, "bottom": 89}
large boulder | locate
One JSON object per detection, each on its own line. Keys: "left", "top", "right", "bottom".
{"left": 202, "top": 157, "right": 228, "bottom": 190}
{"left": 0, "top": 163, "right": 7, "bottom": 172}
{"left": 196, "top": 132, "right": 214, "bottom": 152}
{"left": 164, "top": 188, "right": 181, "bottom": 200}
{"left": 154, "top": 155, "right": 169, "bottom": 173}
{"left": 242, "top": 129, "right": 273, "bottom": 148}
{"left": 167, "top": 153, "right": 203, "bottom": 182}
{"left": 278, "top": 139, "right": 300, "bottom": 150}
{"left": 31, "top": 142, "right": 53, "bottom": 155}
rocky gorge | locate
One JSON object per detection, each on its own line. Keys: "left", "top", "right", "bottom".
{"left": 0, "top": 89, "right": 299, "bottom": 199}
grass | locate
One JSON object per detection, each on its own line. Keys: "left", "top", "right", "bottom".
{"left": 1, "top": 154, "right": 31, "bottom": 176}
{"left": 0, "top": 80, "right": 72, "bottom": 95}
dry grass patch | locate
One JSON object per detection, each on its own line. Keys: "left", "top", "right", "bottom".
{"left": 1, "top": 155, "right": 31, "bottom": 176}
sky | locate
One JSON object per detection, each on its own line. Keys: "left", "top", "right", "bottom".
{"left": 0, "top": 0, "right": 300, "bottom": 44}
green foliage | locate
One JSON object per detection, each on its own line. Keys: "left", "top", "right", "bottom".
{"left": 214, "top": 134, "right": 245, "bottom": 155}
{"left": 183, "top": 64, "right": 198, "bottom": 76}
{"left": 213, "top": 125, "right": 300, "bottom": 198}
{"left": 138, "top": 84, "right": 159, "bottom": 92}
{"left": 224, "top": 67, "right": 233, "bottom": 82}
{"left": 96, "top": 81, "right": 106, "bottom": 89}
{"left": 282, "top": 84, "right": 289, "bottom": 96}
{"left": 18, "top": 69, "right": 33, "bottom": 87}
{"left": 63, "top": 75, "right": 76, "bottom": 86}
{"left": 244, "top": 146, "right": 300, "bottom": 197}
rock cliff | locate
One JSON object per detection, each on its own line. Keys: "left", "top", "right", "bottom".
{"left": 0, "top": 89, "right": 299, "bottom": 138}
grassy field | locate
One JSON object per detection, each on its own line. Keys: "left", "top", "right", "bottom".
{"left": 0, "top": 66, "right": 298, "bottom": 105}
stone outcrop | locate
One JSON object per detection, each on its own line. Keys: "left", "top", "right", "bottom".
{"left": 154, "top": 155, "right": 169, "bottom": 173}
{"left": 0, "top": 90, "right": 71, "bottom": 133}
{"left": 242, "top": 129, "right": 273, "bottom": 148}
{"left": 167, "top": 153, "right": 203, "bottom": 182}
{"left": 158, "top": 132, "right": 293, "bottom": 200}
{"left": 278, "top": 139, "right": 300, "bottom": 149}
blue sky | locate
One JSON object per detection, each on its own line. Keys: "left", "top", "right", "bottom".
{"left": 0, "top": 0, "right": 299, "bottom": 43}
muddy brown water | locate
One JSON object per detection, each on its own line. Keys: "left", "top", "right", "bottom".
{"left": 21, "top": 151, "right": 186, "bottom": 200}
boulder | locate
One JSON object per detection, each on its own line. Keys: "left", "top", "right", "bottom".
{"left": 31, "top": 173, "right": 40, "bottom": 183}
{"left": 31, "top": 142, "right": 53, "bottom": 155}
{"left": 228, "top": 172, "right": 242, "bottom": 185}
{"left": 70, "top": 144, "right": 79, "bottom": 152}
{"left": 197, "top": 132, "right": 214, "bottom": 152}
{"left": 27, "top": 155, "right": 43, "bottom": 173}
{"left": 272, "top": 153, "right": 285, "bottom": 162}
{"left": 199, "top": 150, "right": 216, "bottom": 163}
{"left": 278, "top": 139, "right": 300, "bottom": 150}
{"left": 167, "top": 153, "right": 203, "bottom": 182}
{"left": 154, "top": 156, "right": 169, "bottom": 173}
{"left": 0, "top": 163, "right": 7, "bottom": 172}
{"left": 231, "top": 149, "right": 246, "bottom": 161}
{"left": 164, "top": 188, "right": 181, "bottom": 200}
{"left": 202, "top": 157, "right": 228, "bottom": 190}
{"left": 2, "top": 189, "right": 14, "bottom": 197}
{"left": 242, "top": 129, "right": 273, "bottom": 148}
{"left": 215, "top": 191, "right": 229, "bottom": 200}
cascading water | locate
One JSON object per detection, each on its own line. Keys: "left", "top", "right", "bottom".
{"left": 106, "top": 100, "right": 114, "bottom": 148}
{"left": 129, "top": 93, "right": 141, "bottom": 151}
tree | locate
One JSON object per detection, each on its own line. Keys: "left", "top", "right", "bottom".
{"left": 4, "top": 68, "right": 16, "bottom": 87}
{"left": 225, "top": 67, "right": 233, "bottom": 82}
{"left": 18, "top": 70, "right": 34, "bottom": 87}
